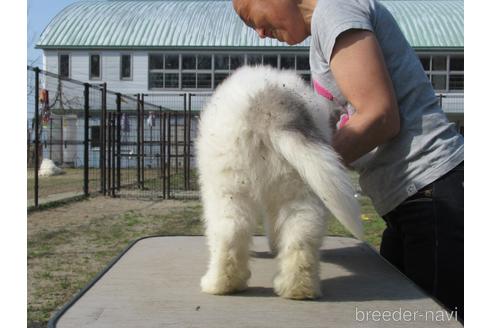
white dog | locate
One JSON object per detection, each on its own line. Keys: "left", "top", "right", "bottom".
{"left": 197, "top": 66, "right": 362, "bottom": 299}
{"left": 38, "top": 158, "right": 64, "bottom": 177}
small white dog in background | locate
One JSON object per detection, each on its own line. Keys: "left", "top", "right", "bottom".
{"left": 197, "top": 66, "right": 362, "bottom": 300}
{"left": 38, "top": 158, "right": 65, "bottom": 177}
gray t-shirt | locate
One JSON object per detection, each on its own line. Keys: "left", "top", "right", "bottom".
{"left": 309, "top": 0, "right": 464, "bottom": 215}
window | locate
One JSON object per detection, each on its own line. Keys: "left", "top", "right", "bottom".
{"left": 230, "top": 55, "right": 244, "bottom": 69}
{"left": 431, "top": 74, "right": 447, "bottom": 91}
{"left": 182, "top": 72, "right": 197, "bottom": 88}
{"left": 295, "top": 54, "right": 310, "bottom": 82}
{"left": 120, "top": 54, "right": 132, "bottom": 80}
{"left": 247, "top": 54, "right": 262, "bottom": 66}
{"left": 263, "top": 55, "right": 278, "bottom": 68}
{"left": 149, "top": 54, "right": 180, "bottom": 90}
{"left": 149, "top": 72, "right": 163, "bottom": 89}
{"left": 450, "top": 55, "right": 464, "bottom": 71}
{"left": 165, "top": 73, "right": 179, "bottom": 88}
{"left": 214, "top": 73, "right": 229, "bottom": 88}
{"left": 182, "top": 54, "right": 197, "bottom": 89}
{"left": 164, "top": 54, "right": 179, "bottom": 88}
{"left": 197, "top": 55, "right": 212, "bottom": 69}
{"left": 59, "top": 54, "right": 70, "bottom": 78}
{"left": 449, "top": 75, "right": 464, "bottom": 91}
{"left": 90, "top": 54, "right": 101, "bottom": 80}
{"left": 197, "top": 55, "right": 211, "bottom": 88}
{"left": 418, "top": 54, "right": 464, "bottom": 92}
{"left": 296, "top": 55, "right": 310, "bottom": 70}
{"left": 165, "top": 54, "right": 179, "bottom": 69}
{"left": 280, "top": 55, "right": 295, "bottom": 69}
{"left": 214, "top": 54, "right": 229, "bottom": 70}
{"left": 180, "top": 54, "right": 212, "bottom": 90}
{"left": 182, "top": 55, "right": 196, "bottom": 69}
{"left": 146, "top": 52, "right": 313, "bottom": 91}
{"left": 149, "top": 54, "right": 163, "bottom": 69}
{"left": 419, "top": 56, "right": 431, "bottom": 71}
{"left": 449, "top": 55, "right": 464, "bottom": 91}
{"left": 197, "top": 73, "right": 212, "bottom": 88}
{"left": 214, "top": 54, "right": 231, "bottom": 88}
{"left": 149, "top": 54, "right": 164, "bottom": 89}
{"left": 432, "top": 56, "right": 447, "bottom": 71}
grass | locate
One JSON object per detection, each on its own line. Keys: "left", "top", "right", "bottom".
{"left": 27, "top": 179, "right": 386, "bottom": 327}
{"left": 27, "top": 166, "right": 198, "bottom": 202}
{"left": 27, "top": 194, "right": 89, "bottom": 213}
{"left": 27, "top": 168, "right": 86, "bottom": 199}
{"left": 27, "top": 201, "right": 204, "bottom": 326}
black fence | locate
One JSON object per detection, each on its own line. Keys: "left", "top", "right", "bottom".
{"left": 27, "top": 66, "right": 208, "bottom": 207}
{"left": 27, "top": 66, "right": 464, "bottom": 207}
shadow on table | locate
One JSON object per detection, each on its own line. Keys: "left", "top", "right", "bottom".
{"left": 245, "top": 245, "right": 425, "bottom": 302}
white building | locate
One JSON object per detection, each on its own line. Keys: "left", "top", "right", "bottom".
{"left": 37, "top": 0, "right": 463, "bottom": 101}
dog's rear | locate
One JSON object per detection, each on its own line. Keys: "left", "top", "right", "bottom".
{"left": 197, "top": 66, "right": 362, "bottom": 298}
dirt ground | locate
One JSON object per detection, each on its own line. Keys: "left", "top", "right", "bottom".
{"left": 28, "top": 196, "right": 199, "bottom": 238}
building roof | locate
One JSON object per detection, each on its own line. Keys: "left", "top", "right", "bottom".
{"left": 36, "top": 0, "right": 463, "bottom": 50}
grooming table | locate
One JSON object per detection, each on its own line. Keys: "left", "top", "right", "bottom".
{"left": 49, "top": 236, "right": 463, "bottom": 327}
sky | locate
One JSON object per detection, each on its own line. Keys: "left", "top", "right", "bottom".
{"left": 27, "top": 0, "right": 83, "bottom": 67}
{"left": 27, "top": 0, "right": 83, "bottom": 119}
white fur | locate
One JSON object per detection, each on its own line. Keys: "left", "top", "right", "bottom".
{"left": 197, "top": 66, "right": 362, "bottom": 299}
{"left": 38, "top": 158, "right": 64, "bottom": 177}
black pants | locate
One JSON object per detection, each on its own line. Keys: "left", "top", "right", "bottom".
{"left": 380, "top": 162, "right": 464, "bottom": 320}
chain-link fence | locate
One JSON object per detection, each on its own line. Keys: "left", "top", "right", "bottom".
{"left": 436, "top": 93, "right": 464, "bottom": 134}
{"left": 27, "top": 66, "right": 463, "bottom": 207}
{"left": 27, "top": 66, "right": 207, "bottom": 207}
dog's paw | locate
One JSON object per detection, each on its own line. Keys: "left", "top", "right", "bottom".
{"left": 200, "top": 269, "right": 250, "bottom": 295}
{"left": 273, "top": 271, "right": 321, "bottom": 300}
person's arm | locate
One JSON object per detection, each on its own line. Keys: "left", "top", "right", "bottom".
{"left": 330, "top": 29, "right": 400, "bottom": 165}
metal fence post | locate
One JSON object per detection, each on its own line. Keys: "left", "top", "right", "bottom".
{"left": 116, "top": 93, "right": 121, "bottom": 190}
{"left": 136, "top": 94, "right": 141, "bottom": 189}
{"left": 107, "top": 112, "right": 112, "bottom": 196}
{"left": 112, "top": 111, "right": 116, "bottom": 196}
{"left": 83, "top": 83, "right": 90, "bottom": 196}
{"left": 174, "top": 113, "right": 178, "bottom": 183}
{"left": 104, "top": 83, "right": 108, "bottom": 195}
{"left": 183, "top": 93, "right": 188, "bottom": 190}
{"left": 100, "top": 83, "right": 107, "bottom": 195}
{"left": 187, "top": 93, "right": 192, "bottom": 190}
{"left": 167, "top": 112, "right": 171, "bottom": 199}
{"left": 141, "top": 94, "right": 145, "bottom": 190}
{"left": 34, "top": 67, "right": 40, "bottom": 208}
{"left": 160, "top": 108, "right": 166, "bottom": 199}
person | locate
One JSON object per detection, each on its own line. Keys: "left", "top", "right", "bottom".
{"left": 232, "top": 0, "right": 464, "bottom": 320}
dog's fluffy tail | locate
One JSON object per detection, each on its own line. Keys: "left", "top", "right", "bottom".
{"left": 271, "top": 130, "right": 363, "bottom": 240}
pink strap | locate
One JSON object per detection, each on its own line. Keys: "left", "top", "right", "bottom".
{"left": 313, "top": 79, "right": 351, "bottom": 129}
{"left": 313, "top": 79, "right": 334, "bottom": 101}
{"left": 336, "top": 113, "right": 350, "bottom": 130}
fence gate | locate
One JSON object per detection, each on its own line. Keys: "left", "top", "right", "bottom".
{"left": 100, "top": 93, "right": 201, "bottom": 200}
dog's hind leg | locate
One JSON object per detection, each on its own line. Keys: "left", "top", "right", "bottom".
{"left": 200, "top": 191, "right": 256, "bottom": 295}
{"left": 273, "top": 190, "right": 327, "bottom": 299}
